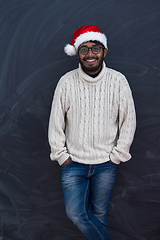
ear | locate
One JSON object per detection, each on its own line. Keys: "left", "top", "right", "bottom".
{"left": 103, "top": 48, "right": 107, "bottom": 57}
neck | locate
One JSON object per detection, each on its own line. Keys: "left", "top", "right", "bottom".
{"left": 82, "top": 65, "right": 103, "bottom": 78}
{"left": 79, "top": 62, "right": 106, "bottom": 84}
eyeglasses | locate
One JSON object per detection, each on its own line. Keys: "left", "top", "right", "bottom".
{"left": 78, "top": 45, "right": 104, "bottom": 55}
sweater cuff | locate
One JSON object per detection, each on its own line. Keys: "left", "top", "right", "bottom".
{"left": 57, "top": 153, "right": 70, "bottom": 166}
{"left": 109, "top": 151, "right": 122, "bottom": 165}
{"left": 110, "top": 148, "right": 131, "bottom": 165}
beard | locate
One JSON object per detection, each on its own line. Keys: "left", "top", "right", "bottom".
{"left": 79, "top": 55, "right": 104, "bottom": 74}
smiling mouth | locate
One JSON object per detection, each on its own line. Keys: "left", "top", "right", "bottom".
{"left": 86, "top": 59, "right": 95, "bottom": 62}
{"left": 85, "top": 58, "right": 97, "bottom": 63}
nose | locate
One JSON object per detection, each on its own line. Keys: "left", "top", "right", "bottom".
{"left": 87, "top": 48, "right": 94, "bottom": 57}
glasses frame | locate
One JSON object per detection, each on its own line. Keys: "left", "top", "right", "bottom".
{"left": 78, "top": 45, "right": 104, "bottom": 55}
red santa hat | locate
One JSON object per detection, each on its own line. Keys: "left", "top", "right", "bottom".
{"left": 64, "top": 25, "right": 108, "bottom": 56}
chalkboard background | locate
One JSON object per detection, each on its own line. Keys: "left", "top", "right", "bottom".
{"left": 0, "top": 0, "right": 160, "bottom": 239}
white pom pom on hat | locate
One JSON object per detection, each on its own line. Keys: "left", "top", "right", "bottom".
{"left": 64, "top": 44, "right": 77, "bottom": 56}
{"left": 64, "top": 25, "right": 108, "bottom": 56}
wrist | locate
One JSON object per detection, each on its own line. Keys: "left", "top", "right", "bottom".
{"left": 62, "top": 156, "right": 72, "bottom": 165}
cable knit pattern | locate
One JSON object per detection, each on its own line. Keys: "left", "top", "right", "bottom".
{"left": 48, "top": 62, "right": 136, "bottom": 165}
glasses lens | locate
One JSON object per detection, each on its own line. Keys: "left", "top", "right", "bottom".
{"left": 92, "top": 46, "right": 101, "bottom": 54}
{"left": 80, "top": 47, "right": 88, "bottom": 55}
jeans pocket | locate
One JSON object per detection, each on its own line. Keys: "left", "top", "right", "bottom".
{"left": 109, "top": 160, "right": 118, "bottom": 167}
{"left": 61, "top": 160, "right": 73, "bottom": 168}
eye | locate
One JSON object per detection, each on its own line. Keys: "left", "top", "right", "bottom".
{"left": 80, "top": 47, "right": 88, "bottom": 54}
{"left": 92, "top": 46, "right": 100, "bottom": 53}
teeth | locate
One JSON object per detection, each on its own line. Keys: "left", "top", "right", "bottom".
{"left": 86, "top": 59, "right": 95, "bottom": 62}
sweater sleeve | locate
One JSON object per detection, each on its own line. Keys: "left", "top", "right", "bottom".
{"left": 110, "top": 78, "right": 136, "bottom": 164}
{"left": 48, "top": 78, "right": 70, "bottom": 165}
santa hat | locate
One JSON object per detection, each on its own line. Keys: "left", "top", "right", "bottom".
{"left": 64, "top": 25, "right": 108, "bottom": 56}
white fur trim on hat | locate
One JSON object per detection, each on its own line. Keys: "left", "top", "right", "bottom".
{"left": 64, "top": 44, "right": 77, "bottom": 56}
{"left": 74, "top": 31, "right": 107, "bottom": 51}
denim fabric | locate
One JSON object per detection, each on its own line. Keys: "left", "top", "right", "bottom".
{"left": 61, "top": 161, "right": 117, "bottom": 240}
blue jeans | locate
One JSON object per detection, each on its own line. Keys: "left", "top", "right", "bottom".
{"left": 61, "top": 161, "right": 117, "bottom": 240}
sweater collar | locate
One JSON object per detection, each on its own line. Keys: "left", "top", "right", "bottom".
{"left": 79, "top": 61, "right": 106, "bottom": 84}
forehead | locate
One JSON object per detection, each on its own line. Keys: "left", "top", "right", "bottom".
{"left": 79, "top": 41, "right": 101, "bottom": 48}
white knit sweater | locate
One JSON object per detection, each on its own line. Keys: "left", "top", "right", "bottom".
{"left": 48, "top": 62, "right": 136, "bottom": 166}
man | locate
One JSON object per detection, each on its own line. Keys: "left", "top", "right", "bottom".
{"left": 48, "top": 25, "right": 136, "bottom": 240}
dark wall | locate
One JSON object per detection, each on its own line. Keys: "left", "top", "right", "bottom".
{"left": 0, "top": 1, "right": 160, "bottom": 239}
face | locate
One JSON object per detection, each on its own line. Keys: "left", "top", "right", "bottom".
{"left": 77, "top": 41, "right": 107, "bottom": 76}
